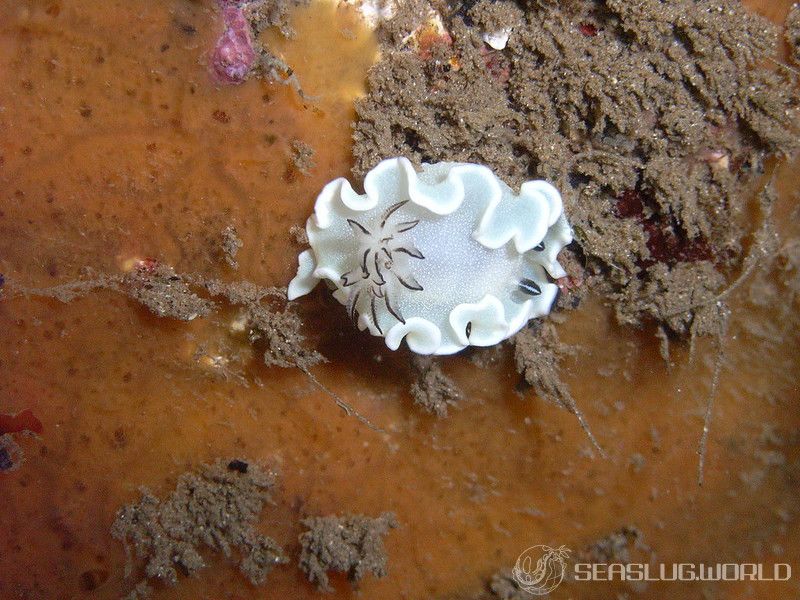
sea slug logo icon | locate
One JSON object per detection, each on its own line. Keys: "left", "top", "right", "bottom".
{"left": 512, "top": 545, "right": 571, "bottom": 595}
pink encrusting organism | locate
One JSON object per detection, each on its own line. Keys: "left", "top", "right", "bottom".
{"left": 211, "top": 1, "right": 256, "bottom": 84}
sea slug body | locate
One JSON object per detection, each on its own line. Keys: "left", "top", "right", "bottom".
{"left": 288, "top": 158, "right": 572, "bottom": 355}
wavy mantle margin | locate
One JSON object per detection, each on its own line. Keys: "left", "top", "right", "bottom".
{"left": 288, "top": 157, "right": 572, "bottom": 355}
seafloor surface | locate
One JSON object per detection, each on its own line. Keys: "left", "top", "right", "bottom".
{"left": 0, "top": 1, "right": 798, "bottom": 599}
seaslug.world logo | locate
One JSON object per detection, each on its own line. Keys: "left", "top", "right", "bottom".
{"left": 512, "top": 543, "right": 793, "bottom": 593}
{"left": 511, "top": 545, "right": 571, "bottom": 595}
{"left": 573, "top": 561, "right": 792, "bottom": 582}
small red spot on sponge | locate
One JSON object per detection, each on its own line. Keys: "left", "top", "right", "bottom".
{"left": 0, "top": 409, "right": 43, "bottom": 436}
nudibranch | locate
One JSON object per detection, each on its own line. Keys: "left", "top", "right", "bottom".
{"left": 288, "top": 158, "right": 572, "bottom": 355}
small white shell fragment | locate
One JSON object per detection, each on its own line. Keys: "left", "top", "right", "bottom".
{"left": 340, "top": 0, "right": 396, "bottom": 30}
{"left": 482, "top": 28, "right": 512, "bottom": 50}
{"left": 288, "top": 157, "right": 572, "bottom": 355}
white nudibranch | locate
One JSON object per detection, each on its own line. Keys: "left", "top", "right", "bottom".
{"left": 287, "top": 157, "right": 572, "bottom": 355}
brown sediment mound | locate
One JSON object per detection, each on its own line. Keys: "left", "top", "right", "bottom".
{"left": 373, "top": 0, "right": 431, "bottom": 47}
{"left": 220, "top": 224, "right": 243, "bottom": 269}
{"left": 244, "top": 0, "right": 309, "bottom": 39}
{"left": 353, "top": 0, "right": 799, "bottom": 342}
{"left": 409, "top": 355, "right": 462, "bottom": 417}
{"left": 245, "top": 0, "right": 314, "bottom": 96}
{"left": 788, "top": 3, "right": 800, "bottom": 62}
{"left": 111, "top": 459, "right": 287, "bottom": 595}
{"left": 514, "top": 320, "right": 602, "bottom": 450}
{"left": 578, "top": 525, "right": 647, "bottom": 564}
{"left": 13, "top": 270, "right": 116, "bottom": 304}
{"left": 197, "top": 278, "right": 325, "bottom": 369}
{"left": 513, "top": 321, "right": 573, "bottom": 403}
{"left": 124, "top": 263, "right": 216, "bottom": 321}
{"left": 298, "top": 512, "right": 398, "bottom": 591}
{"left": 11, "top": 265, "right": 324, "bottom": 371}
{"left": 252, "top": 48, "right": 306, "bottom": 94}
{"left": 121, "top": 580, "right": 153, "bottom": 600}
{"left": 247, "top": 301, "right": 323, "bottom": 369}
{"left": 486, "top": 569, "right": 529, "bottom": 600}
{"left": 290, "top": 139, "right": 316, "bottom": 174}
{"left": 468, "top": 0, "right": 524, "bottom": 37}
{"left": 451, "top": 567, "right": 538, "bottom": 600}
{"left": 10, "top": 263, "right": 215, "bottom": 321}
